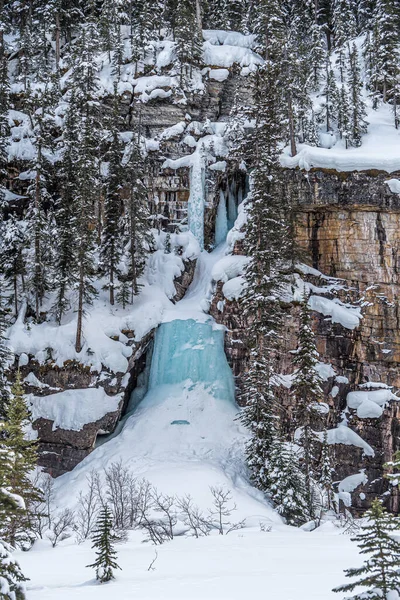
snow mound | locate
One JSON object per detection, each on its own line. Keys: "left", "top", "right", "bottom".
{"left": 347, "top": 388, "right": 399, "bottom": 419}
{"left": 211, "top": 255, "right": 250, "bottom": 283}
{"left": 29, "top": 388, "right": 122, "bottom": 431}
{"left": 338, "top": 470, "right": 368, "bottom": 507}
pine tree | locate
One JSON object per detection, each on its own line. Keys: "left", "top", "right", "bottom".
{"left": 268, "top": 438, "right": 310, "bottom": 526}
{"left": 333, "top": 499, "right": 400, "bottom": 599}
{"left": 87, "top": 506, "right": 121, "bottom": 583}
{"left": 0, "top": 305, "right": 10, "bottom": 415}
{"left": 239, "top": 351, "right": 280, "bottom": 492}
{"left": 1, "top": 372, "right": 42, "bottom": 548}
{"left": 291, "top": 298, "right": 324, "bottom": 519}
{"left": 0, "top": 216, "right": 27, "bottom": 318}
{"left": 174, "top": 0, "right": 202, "bottom": 85}
{"left": 121, "top": 133, "right": 152, "bottom": 302}
{"left": 0, "top": 35, "right": 9, "bottom": 192}
{"left": 318, "top": 61, "right": 338, "bottom": 132}
{"left": 367, "top": 0, "right": 400, "bottom": 117}
{"left": 347, "top": 43, "right": 368, "bottom": 146}
{"left": 336, "top": 83, "right": 352, "bottom": 146}
{"left": 319, "top": 428, "right": 336, "bottom": 511}
{"left": 332, "top": 0, "right": 356, "bottom": 48}
{"left": 0, "top": 539, "right": 27, "bottom": 599}
{"left": 384, "top": 450, "right": 400, "bottom": 488}
{"left": 100, "top": 90, "right": 124, "bottom": 306}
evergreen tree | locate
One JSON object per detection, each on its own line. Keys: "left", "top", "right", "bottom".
{"left": 336, "top": 83, "right": 352, "bottom": 146}
{"left": 0, "top": 306, "right": 10, "bottom": 415}
{"left": 87, "top": 506, "right": 121, "bottom": 583}
{"left": 347, "top": 43, "right": 368, "bottom": 146}
{"left": 0, "top": 216, "right": 27, "bottom": 318}
{"left": 318, "top": 428, "right": 336, "bottom": 511}
{"left": 367, "top": 0, "right": 400, "bottom": 116}
{"left": 333, "top": 499, "right": 400, "bottom": 599}
{"left": 268, "top": 439, "right": 310, "bottom": 526}
{"left": 121, "top": 133, "right": 152, "bottom": 302}
{"left": 0, "top": 35, "right": 9, "bottom": 192}
{"left": 318, "top": 61, "right": 338, "bottom": 132}
{"left": 291, "top": 298, "right": 323, "bottom": 519}
{"left": 174, "top": 0, "right": 203, "bottom": 85}
{"left": 332, "top": 0, "right": 356, "bottom": 48}
{"left": 100, "top": 91, "right": 124, "bottom": 306}
{"left": 1, "top": 372, "right": 42, "bottom": 548}
{"left": 384, "top": 450, "right": 400, "bottom": 488}
{"left": 0, "top": 539, "right": 27, "bottom": 599}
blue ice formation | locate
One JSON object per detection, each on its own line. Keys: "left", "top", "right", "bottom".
{"left": 148, "top": 319, "right": 235, "bottom": 402}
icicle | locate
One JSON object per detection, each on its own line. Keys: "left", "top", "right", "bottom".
{"left": 215, "top": 190, "right": 228, "bottom": 246}
{"left": 227, "top": 180, "right": 238, "bottom": 229}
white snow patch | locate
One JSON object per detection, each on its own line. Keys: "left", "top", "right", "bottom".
{"left": 309, "top": 295, "right": 362, "bottom": 330}
{"left": 29, "top": 388, "right": 122, "bottom": 431}
{"left": 347, "top": 388, "right": 399, "bottom": 419}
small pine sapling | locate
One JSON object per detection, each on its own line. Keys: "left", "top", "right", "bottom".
{"left": 87, "top": 506, "right": 121, "bottom": 583}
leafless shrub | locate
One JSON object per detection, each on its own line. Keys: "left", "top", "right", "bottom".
{"left": 176, "top": 495, "right": 211, "bottom": 538}
{"left": 259, "top": 522, "right": 272, "bottom": 533}
{"left": 30, "top": 472, "right": 55, "bottom": 539}
{"left": 48, "top": 508, "right": 75, "bottom": 547}
{"left": 147, "top": 550, "right": 158, "bottom": 571}
{"left": 208, "top": 487, "right": 245, "bottom": 535}
{"left": 74, "top": 471, "right": 100, "bottom": 543}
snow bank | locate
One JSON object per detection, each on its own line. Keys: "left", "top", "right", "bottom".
{"left": 29, "top": 388, "right": 122, "bottom": 431}
{"left": 203, "top": 30, "right": 257, "bottom": 49}
{"left": 347, "top": 388, "right": 399, "bottom": 419}
{"left": 203, "top": 41, "right": 262, "bottom": 69}
{"left": 209, "top": 68, "right": 229, "bottom": 82}
{"left": 386, "top": 179, "right": 400, "bottom": 194}
{"left": 309, "top": 295, "right": 362, "bottom": 330}
{"left": 281, "top": 104, "right": 400, "bottom": 174}
{"left": 222, "top": 276, "right": 246, "bottom": 300}
{"left": 211, "top": 255, "right": 250, "bottom": 283}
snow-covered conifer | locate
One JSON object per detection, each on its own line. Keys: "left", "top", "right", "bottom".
{"left": 87, "top": 506, "right": 121, "bottom": 583}
{"left": 333, "top": 499, "right": 400, "bottom": 599}
{"left": 0, "top": 539, "right": 27, "bottom": 600}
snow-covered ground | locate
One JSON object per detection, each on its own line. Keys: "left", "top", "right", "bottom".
{"left": 18, "top": 524, "right": 361, "bottom": 600}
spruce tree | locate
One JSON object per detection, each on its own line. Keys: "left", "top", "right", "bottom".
{"left": 347, "top": 43, "right": 368, "bottom": 146}
{"left": 333, "top": 499, "right": 400, "bottom": 599}
{"left": 121, "top": 133, "right": 152, "bottom": 302}
{"left": 87, "top": 506, "right": 121, "bottom": 583}
{"left": 1, "top": 372, "right": 42, "bottom": 548}
{"left": 100, "top": 91, "right": 124, "bottom": 306}
{"left": 0, "top": 539, "right": 27, "bottom": 599}
{"left": 268, "top": 438, "right": 310, "bottom": 526}
{"left": 0, "top": 216, "right": 27, "bottom": 318}
{"left": 319, "top": 428, "right": 336, "bottom": 511}
{"left": 384, "top": 450, "right": 400, "bottom": 488}
{"left": 332, "top": 0, "right": 356, "bottom": 48}
{"left": 174, "top": 0, "right": 202, "bottom": 85}
{"left": 291, "top": 298, "right": 324, "bottom": 519}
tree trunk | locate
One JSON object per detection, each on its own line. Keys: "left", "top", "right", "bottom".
{"left": 55, "top": 12, "right": 61, "bottom": 71}
{"left": 75, "top": 263, "right": 84, "bottom": 353}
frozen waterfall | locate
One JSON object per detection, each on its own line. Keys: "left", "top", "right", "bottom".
{"left": 188, "top": 152, "right": 206, "bottom": 251}
{"left": 215, "top": 190, "right": 229, "bottom": 246}
{"left": 148, "top": 319, "right": 235, "bottom": 402}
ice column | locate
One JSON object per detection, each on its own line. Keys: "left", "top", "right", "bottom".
{"left": 188, "top": 150, "right": 206, "bottom": 251}
{"left": 215, "top": 190, "right": 228, "bottom": 246}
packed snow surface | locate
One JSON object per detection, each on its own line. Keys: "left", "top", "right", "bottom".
{"left": 29, "top": 388, "right": 122, "bottom": 431}
{"left": 17, "top": 524, "right": 363, "bottom": 600}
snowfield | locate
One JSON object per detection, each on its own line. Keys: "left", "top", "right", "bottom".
{"left": 18, "top": 524, "right": 362, "bottom": 600}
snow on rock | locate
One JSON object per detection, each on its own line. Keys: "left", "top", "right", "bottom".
{"left": 159, "top": 121, "right": 187, "bottom": 141}
{"left": 386, "top": 179, "right": 400, "bottom": 194}
{"left": 338, "top": 470, "right": 368, "bottom": 508}
{"left": 209, "top": 68, "right": 230, "bottom": 82}
{"left": 133, "top": 75, "right": 179, "bottom": 103}
{"left": 211, "top": 255, "right": 250, "bottom": 283}
{"left": 29, "top": 388, "right": 122, "bottom": 431}
{"left": 315, "top": 361, "right": 336, "bottom": 381}
{"left": 309, "top": 295, "right": 362, "bottom": 330}
{"left": 339, "top": 470, "right": 368, "bottom": 494}
{"left": 317, "top": 425, "right": 375, "bottom": 457}
{"left": 203, "top": 30, "right": 257, "bottom": 49}
{"left": 203, "top": 41, "right": 262, "bottom": 69}
{"left": 222, "top": 276, "right": 246, "bottom": 301}
{"left": 347, "top": 388, "right": 399, "bottom": 419}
